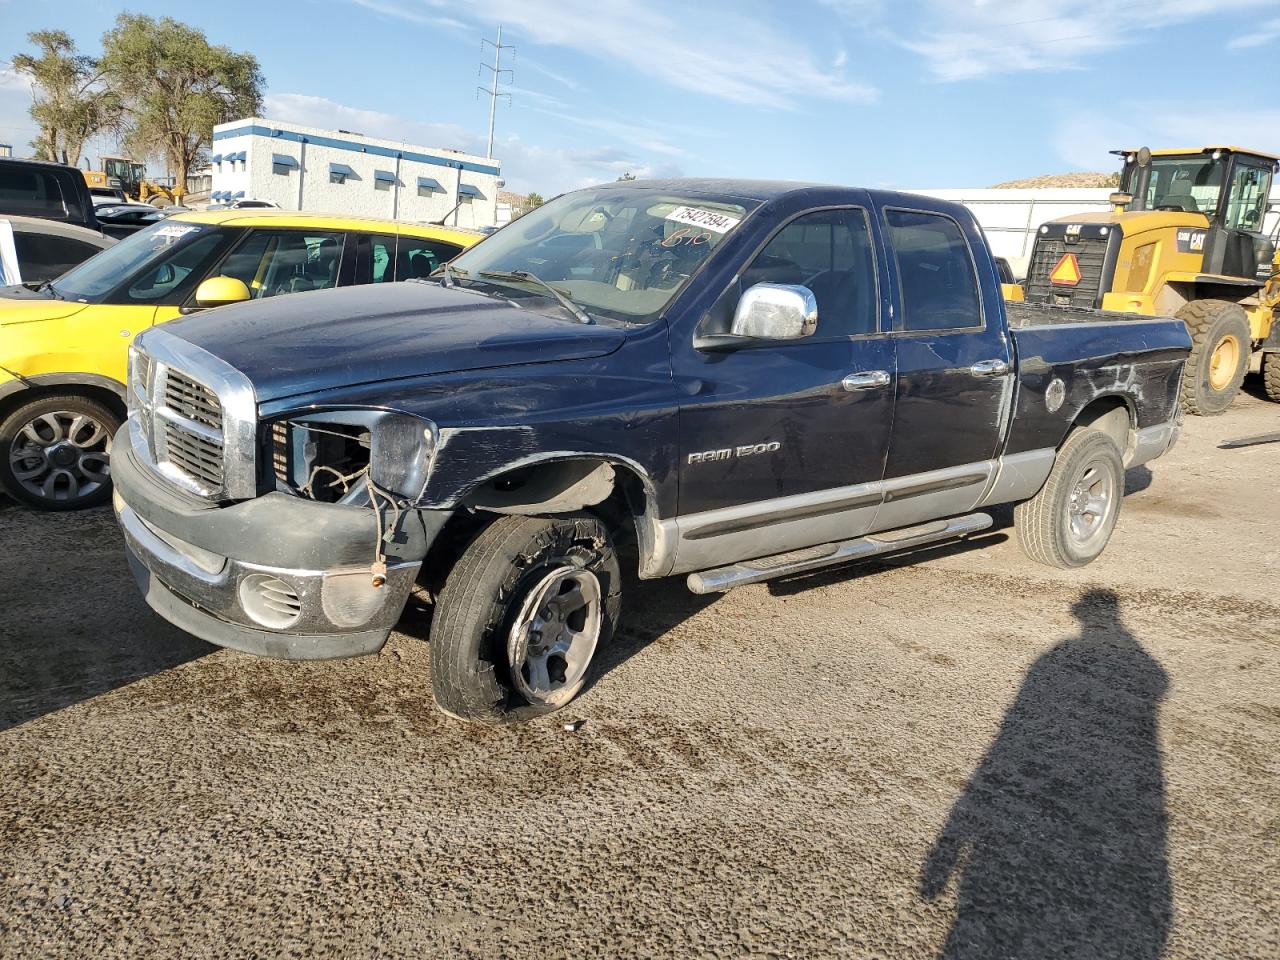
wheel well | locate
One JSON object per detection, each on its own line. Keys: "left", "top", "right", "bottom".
{"left": 0, "top": 382, "right": 127, "bottom": 426}
{"left": 419, "top": 458, "right": 656, "bottom": 596}
{"left": 1071, "top": 396, "right": 1134, "bottom": 460}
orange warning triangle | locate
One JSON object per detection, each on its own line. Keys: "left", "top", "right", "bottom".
{"left": 1049, "top": 252, "right": 1082, "bottom": 286}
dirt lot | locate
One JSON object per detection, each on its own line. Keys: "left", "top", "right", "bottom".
{"left": 2, "top": 380, "right": 1278, "bottom": 959}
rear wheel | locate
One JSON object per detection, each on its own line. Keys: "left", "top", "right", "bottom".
{"left": 430, "top": 514, "right": 621, "bottom": 723}
{"left": 1262, "top": 351, "right": 1280, "bottom": 403}
{"left": 0, "top": 394, "right": 120, "bottom": 510}
{"left": 1015, "top": 428, "right": 1124, "bottom": 569}
{"left": 1177, "top": 299, "right": 1251, "bottom": 416}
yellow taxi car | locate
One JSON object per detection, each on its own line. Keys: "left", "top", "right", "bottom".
{"left": 0, "top": 210, "right": 480, "bottom": 509}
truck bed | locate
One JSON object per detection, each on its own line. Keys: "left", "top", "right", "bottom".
{"left": 1005, "top": 301, "right": 1166, "bottom": 329}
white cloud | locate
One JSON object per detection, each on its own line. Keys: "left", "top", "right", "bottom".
{"left": 845, "top": 0, "right": 1275, "bottom": 82}
{"left": 348, "top": 0, "right": 465, "bottom": 30}
{"left": 1052, "top": 100, "right": 1280, "bottom": 171}
{"left": 1228, "top": 15, "right": 1280, "bottom": 47}
{"left": 351, "top": 0, "right": 878, "bottom": 109}
{"left": 263, "top": 92, "right": 683, "bottom": 194}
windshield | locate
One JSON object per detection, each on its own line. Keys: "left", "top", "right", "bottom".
{"left": 447, "top": 186, "right": 757, "bottom": 322}
{"left": 50, "top": 220, "right": 214, "bottom": 302}
{"left": 1127, "top": 156, "right": 1225, "bottom": 216}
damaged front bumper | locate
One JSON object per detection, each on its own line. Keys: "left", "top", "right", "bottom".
{"left": 112, "top": 425, "right": 449, "bottom": 660}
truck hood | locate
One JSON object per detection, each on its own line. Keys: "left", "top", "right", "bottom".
{"left": 160, "top": 281, "right": 627, "bottom": 403}
{"left": 0, "top": 286, "right": 89, "bottom": 326}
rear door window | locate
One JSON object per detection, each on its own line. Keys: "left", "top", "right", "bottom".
{"left": 885, "top": 209, "right": 983, "bottom": 332}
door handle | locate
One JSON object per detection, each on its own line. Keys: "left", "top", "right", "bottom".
{"left": 970, "top": 358, "right": 1010, "bottom": 377}
{"left": 842, "top": 370, "right": 892, "bottom": 391}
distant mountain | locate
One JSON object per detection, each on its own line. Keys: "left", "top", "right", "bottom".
{"left": 992, "top": 172, "right": 1121, "bottom": 188}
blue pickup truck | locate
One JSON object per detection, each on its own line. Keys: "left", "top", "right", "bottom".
{"left": 113, "top": 179, "right": 1191, "bottom": 722}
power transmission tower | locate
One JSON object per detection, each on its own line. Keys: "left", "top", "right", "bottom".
{"left": 478, "top": 26, "right": 513, "bottom": 160}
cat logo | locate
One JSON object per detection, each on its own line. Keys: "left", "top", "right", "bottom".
{"left": 1049, "top": 253, "right": 1082, "bottom": 287}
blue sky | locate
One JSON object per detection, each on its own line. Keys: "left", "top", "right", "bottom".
{"left": 3, "top": 0, "right": 1280, "bottom": 195}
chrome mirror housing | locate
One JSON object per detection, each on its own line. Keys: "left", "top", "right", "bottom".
{"left": 730, "top": 283, "right": 818, "bottom": 340}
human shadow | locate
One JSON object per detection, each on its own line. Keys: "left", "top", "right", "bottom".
{"left": 919, "top": 588, "right": 1171, "bottom": 959}
{"left": 0, "top": 506, "right": 213, "bottom": 732}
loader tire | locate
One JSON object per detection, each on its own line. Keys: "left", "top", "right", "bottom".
{"left": 1262, "top": 351, "right": 1280, "bottom": 403}
{"left": 1177, "top": 299, "right": 1251, "bottom": 416}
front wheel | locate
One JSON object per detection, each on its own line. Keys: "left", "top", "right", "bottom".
{"left": 0, "top": 394, "right": 121, "bottom": 510}
{"left": 1177, "top": 299, "right": 1251, "bottom": 416}
{"left": 430, "top": 514, "right": 621, "bottom": 723}
{"left": 1014, "top": 428, "right": 1124, "bottom": 569}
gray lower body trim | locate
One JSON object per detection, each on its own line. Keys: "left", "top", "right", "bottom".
{"left": 975, "top": 448, "right": 1056, "bottom": 508}
{"left": 668, "top": 460, "right": 1009, "bottom": 576}
{"left": 1128, "top": 422, "right": 1180, "bottom": 468}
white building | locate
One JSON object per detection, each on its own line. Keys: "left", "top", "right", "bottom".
{"left": 209, "top": 118, "right": 502, "bottom": 229}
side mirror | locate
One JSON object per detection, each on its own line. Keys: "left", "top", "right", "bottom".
{"left": 730, "top": 282, "right": 818, "bottom": 339}
{"left": 194, "top": 276, "right": 251, "bottom": 308}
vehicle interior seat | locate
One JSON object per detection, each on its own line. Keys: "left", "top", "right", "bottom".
{"left": 305, "top": 237, "right": 340, "bottom": 289}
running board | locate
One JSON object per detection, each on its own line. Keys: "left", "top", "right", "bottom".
{"left": 685, "top": 512, "right": 994, "bottom": 595}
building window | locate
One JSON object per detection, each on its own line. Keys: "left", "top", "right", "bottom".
{"left": 331, "top": 171, "right": 347, "bottom": 185}
{"left": 273, "top": 163, "right": 291, "bottom": 176}
{"left": 375, "top": 179, "right": 391, "bottom": 192}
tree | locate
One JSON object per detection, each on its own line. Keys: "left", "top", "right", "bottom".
{"left": 616, "top": 172, "right": 637, "bottom": 181}
{"left": 11, "top": 30, "right": 117, "bottom": 166}
{"left": 526, "top": 192, "right": 544, "bottom": 208}
{"left": 100, "top": 14, "right": 263, "bottom": 195}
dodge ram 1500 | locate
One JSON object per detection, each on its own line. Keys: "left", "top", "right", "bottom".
{"left": 113, "top": 180, "right": 1191, "bottom": 722}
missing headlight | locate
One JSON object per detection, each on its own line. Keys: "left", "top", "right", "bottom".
{"left": 272, "top": 420, "right": 372, "bottom": 503}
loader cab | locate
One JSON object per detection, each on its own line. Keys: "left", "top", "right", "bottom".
{"left": 1116, "top": 146, "right": 1278, "bottom": 281}
{"left": 102, "top": 156, "right": 146, "bottom": 200}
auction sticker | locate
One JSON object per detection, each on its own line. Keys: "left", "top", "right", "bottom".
{"left": 155, "top": 224, "right": 201, "bottom": 239}
{"left": 665, "top": 206, "right": 741, "bottom": 234}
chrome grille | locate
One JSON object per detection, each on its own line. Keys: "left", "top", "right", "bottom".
{"left": 163, "top": 372, "right": 222, "bottom": 430}
{"left": 161, "top": 417, "right": 224, "bottom": 489}
{"left": 128, "top": 329, "right": 258, "bottom": 501}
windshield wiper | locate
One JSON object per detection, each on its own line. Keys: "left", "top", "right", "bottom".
{"left": 477, "top": 269, "right": 593, "bottom": 325}
{"left": 35, "top": 280, "right": 63, "bottom": 299}
{"left": 436, "top": 262, "right": 468, "bottom": 288}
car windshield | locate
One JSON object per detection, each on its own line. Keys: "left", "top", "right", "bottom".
{"left": 49, "top": 220, "right": 213, "bottom": 302}
{"left": 446, "top": 186, "right": 757, "bottom": 322}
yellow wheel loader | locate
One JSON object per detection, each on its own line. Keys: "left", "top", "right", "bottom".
{"left": 1023, "top": 146, "right": 1280, "bottom": 415}
{"left": 83, "top": 156, "right": 182, "bottom": 207}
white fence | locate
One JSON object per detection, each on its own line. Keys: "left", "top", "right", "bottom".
{"left": 914, "top": 186, "right": 1280, "bottom": 278}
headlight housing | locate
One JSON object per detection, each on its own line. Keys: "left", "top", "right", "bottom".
{"left": 266, "top": 410, "right": 437, "bottom": 504}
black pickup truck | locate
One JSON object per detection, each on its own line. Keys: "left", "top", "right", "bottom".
{"left": 113, "top": 179, "right": 1190, "bottom": 722}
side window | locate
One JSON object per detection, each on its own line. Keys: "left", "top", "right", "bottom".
{"left": 1224, "top": 165, "right": 1272, "bottom": 232}
{"left": 13, "top": 234, "right": 102, "bottom": 283}
{"left": 737, "top": 208, "right": 878, "bottom": 338}
{"left": 124, "top": 233, "right": 226, "bottom": 303}
{"left": 885, "top": 209, "right": 982, "bottom": 332}
{"left": 0, "top": 168, "right": 66, "bottom": 219}
{"left": 395, "top": 238, "right": 462, "bottom": 280}
{"left": 211, "top": 230, "right": 345, "bottom": 299}
{"left": 372, "top": 234, "right": 395, "bottom": 283}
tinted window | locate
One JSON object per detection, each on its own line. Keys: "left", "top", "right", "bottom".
{"left": 396, "top": 237, "right": 461, "bottom": 280}
{"left": 886, "top": 209, "right": 982, "bottom": 332}
{"left": 13, "top": 233, "right": 103, "bottom": 283}
{"left": 212, "top": 229, "right": 345, "bottom": 299}
{"left": 52, "top": 221, "right": 222, "bottom": 303}
{"left": 738, "top": 208, "right": 878, "bottom": 338}
{"left": 0, "top": 167, "right": 66, "bottom": 219}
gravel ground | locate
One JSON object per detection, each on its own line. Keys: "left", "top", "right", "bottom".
{"left": 1, "top": 379, "right": 1278, "bottom": 959}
